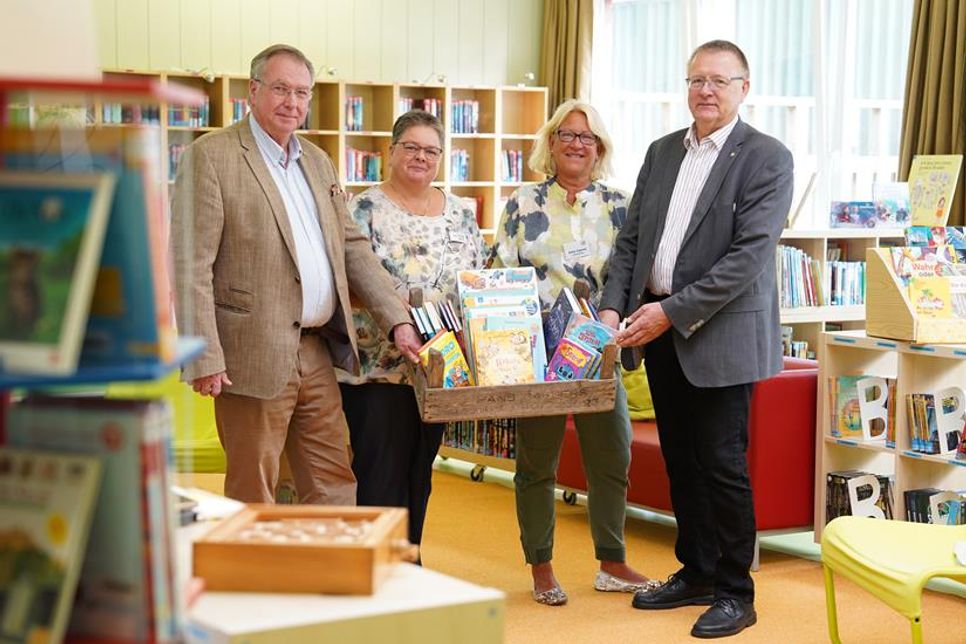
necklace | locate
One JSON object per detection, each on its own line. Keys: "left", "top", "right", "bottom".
{"left": 384, "top": 181, "right": 433, "bottom": 216}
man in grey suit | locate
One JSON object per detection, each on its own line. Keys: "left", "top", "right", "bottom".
{"left": 599, "top": 40, "right": 793, "bottom": 638}
{"left": 172, "top": 44, "right": 422, "bottom": 505}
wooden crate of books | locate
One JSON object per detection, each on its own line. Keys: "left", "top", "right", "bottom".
{"left": 193, "top": 505, "right": 411, "bottom": 594}
{"left": 413, "top": 343, "right": 617, "bottom": 422}
{"left": 865, "top": 247, "right": 966, "bottom": 344}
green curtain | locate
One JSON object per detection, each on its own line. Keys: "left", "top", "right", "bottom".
{"left": 899, "top": 0, "right": 966, "bottom": 226}
{"left": 540, "top": 0, "right": 593, "bottom": 112}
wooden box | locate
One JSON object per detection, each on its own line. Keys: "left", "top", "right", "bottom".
{"left": 865, "top": 248, "right": 966, "bottom": 344}
{"left": 413, "top": 344, "right": 618, "bottom": 422}
{"left": 192, "top": 505, "right": 410, "bottom": 595}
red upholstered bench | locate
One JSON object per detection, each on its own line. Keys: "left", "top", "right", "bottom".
{"left": 556, "top": 357, "right": 818, "bottom": 557}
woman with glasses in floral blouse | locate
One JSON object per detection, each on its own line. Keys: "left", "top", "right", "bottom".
{"left": 337, "top": 110, "right": 487, "bottom": 562}
{"left": 490, "top": 99, "right": 656, "bottom": 605}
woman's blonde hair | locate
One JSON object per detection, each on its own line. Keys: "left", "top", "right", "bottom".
{"left": 528, "top": 99, "right": 615, "bottom": 181}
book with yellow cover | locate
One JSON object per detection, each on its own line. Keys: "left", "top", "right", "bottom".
{"left": 418, "top": 330, "right": 473, "bottom": 388}
{"left": 907, "top": 154, "right": 963, "bottom": 226}
{"left": 472, "top": 327, "right": 534, "bottom": 386}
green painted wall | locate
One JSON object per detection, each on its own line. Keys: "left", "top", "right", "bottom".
{"left": 92, "top": 0, "right": 543, "bottom": 85}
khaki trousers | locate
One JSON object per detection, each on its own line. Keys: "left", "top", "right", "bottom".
{"left": 214, "top": 333, "right": 356, "bottom": 505}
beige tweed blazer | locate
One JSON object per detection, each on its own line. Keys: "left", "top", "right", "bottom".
{"left": 171, "top": 117, "right": 410, "bottom": 399}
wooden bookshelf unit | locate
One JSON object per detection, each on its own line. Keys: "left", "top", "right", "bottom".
{"left": 814, "top": 330, "right": 966, "bottom": 542}
{"left": 55, "top": 70, "right": 549, "bottom": 235}
{"left": 778, "top": 228, "right": 905, "bottom": 357}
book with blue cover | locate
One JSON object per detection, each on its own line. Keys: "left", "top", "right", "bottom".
{"left": 1, "top": 128, "right": 175, "bottom": 369}
{"left": 0, "top": 171, "right": 115, "bottom": 375}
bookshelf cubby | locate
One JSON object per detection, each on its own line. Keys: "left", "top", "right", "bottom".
{"left": 778, "top": 228, "right": 905, "bottom": 357}
{"left": 814, "top": 330, "right": 966, "bottom": 542}
{"left": 81, "top": 71, "right": 547, "bottom": 235}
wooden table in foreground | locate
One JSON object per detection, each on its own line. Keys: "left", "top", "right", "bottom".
{"left": 180, "top": 522, "right": 505, "bottom": 643}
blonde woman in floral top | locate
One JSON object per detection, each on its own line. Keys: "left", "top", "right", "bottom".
{"left": 490, "top": 99, "right": 656, "bottom": 605}
{"left": 337, "top": 111, "right": 487, "bottom": 558}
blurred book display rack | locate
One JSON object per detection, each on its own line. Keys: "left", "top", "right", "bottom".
{"left": 0, "top": 76, "right": 205, "bottom": 643}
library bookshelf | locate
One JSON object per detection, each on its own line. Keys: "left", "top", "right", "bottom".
{"left": 778, "top": 228, "right": 905, "bottom": 357}
{"left": 813, "top": 329, "right": 966, "bottom": 542}
{"left": 86, "top": 70, "right": 548, "bottom": 236}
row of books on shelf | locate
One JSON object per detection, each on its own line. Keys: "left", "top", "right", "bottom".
{"left": 1, "top": 396, "right": 180, "bottom": 643}
{"left": 167, "top": 99, "right": 210, "bottom": 128}
{"left": 779, "top": 326, "right": 812, "bottom": 359}
{"left": 398, "top": 97, "right": 442, "bottom": 118}
{"left": 345, "top": 147, "right": 382, "bottom": 182}
{"left": 501, "top": 149, "right": 524, "bottom": 183}
{"left": 345, "top": 96, "right": 365, "bottom": 131}
{"left": 826, "top": 470, "right": 895, "bottom": 523}
{"left": 102, "top": 103, "right": 161, "bottom": 125}
{"left": 828, "top": 374, "right": 966, "bottom": 459}
{"left": 412, "top": 269, "right": 614, "bottom": 388}
{"left": 829, "top": 154, "right": 962, "bottom": 229}
{"left": 450, "top": 149, "right": 471, "bottom": 182}
{"left": 1, "top": 126, "right": 177, "bottom": 376}
{"left": 777, "top": 245, "right": 866, "bottom": 308}
{"left": 229, "top": 98, "right": 249, "bottom": 124}
{"left": 442, "top": 418, "right": 517, "bottom": 459}
{"left": 450, "top": 100, "right": 480, "bottom": 134}
{"left": 826, "top": 470, "right": 965, "bottom": 525}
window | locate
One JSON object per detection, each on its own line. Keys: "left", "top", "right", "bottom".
{"left": 593, "top": 0, "right": 913, "bottom": 228}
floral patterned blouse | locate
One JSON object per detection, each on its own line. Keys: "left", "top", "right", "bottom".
{"left": 337, "top": 186, "right": 488, "bottom": 385}
{"left": 489, "top": 177, "right": 629, "bottom": 311}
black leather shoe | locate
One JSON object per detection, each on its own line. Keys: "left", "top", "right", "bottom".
{"left": 631, "top": 573, "right": 714, "bottom": 610}
{"left": 690, "top": 598, "right": 757, "bottom": 638}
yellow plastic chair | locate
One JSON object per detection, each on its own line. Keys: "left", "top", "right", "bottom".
{"left": 821, "top": 516, "right": 966, "bottom": 643}
{"left": 107, "top": 371, "right": 226, "bottom": 473}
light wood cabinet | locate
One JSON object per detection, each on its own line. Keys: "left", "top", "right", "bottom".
{"left": 88, "top": 70, "right": 547, "bottom": 234}
{"left": 814, "top": 329, "right": 966, "bottom": 541}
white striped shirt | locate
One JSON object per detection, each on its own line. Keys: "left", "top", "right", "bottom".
{"left": 250, "top": 115, "right": 336, "bottom": 327}
{"left": 647, "top": 116, "right": 740, "bottom": 295}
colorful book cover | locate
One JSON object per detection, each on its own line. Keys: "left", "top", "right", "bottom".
{"left": 562, "top": 313, "right": 616, "bottom": 353}
{"left": 5, "top": 396, "right": 175, "bottom": 641}
{"left": 2, "top": 128, "right": 175, "bottom": 368}
{"left": 0, "top": 448, "right": 101, "bottom": 644}
{"left": 832, "top": 375, "right": 865, "bottom": 439}
{"left": 908, "top": 276, "right": 953, "bottom": 319}
{"left": 543, "top": 287, "right": 581, "bottom": 356}
{"left": 418, "top": 330, "right": 473, "bottom": 388}
{"left": 829, "top": 201, "right": 877, "bottom": 228}
{"left": 0, "top": 172, "right": 116, "bottom": 375}
{"left": 472, "top": 327, "right": 535, "bottom": 386}
{"left": 871, "top": 181, "right": 910, "bottom": 227}
{"left": 546, "top": 337, "right": 599, "bottom": 381}
{"left": 907, "top": 154, "right": 964, "bottom": 226}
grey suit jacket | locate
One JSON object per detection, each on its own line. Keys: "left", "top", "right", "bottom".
{"left": 171, "top": 117, "right": 410, "bottom": 399}
{"left": 600, "top": 119, "right": 794, "bottom": 387}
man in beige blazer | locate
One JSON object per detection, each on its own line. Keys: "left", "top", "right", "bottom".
{"left": 171, "top": 44, "right": 422, "bottom": 505}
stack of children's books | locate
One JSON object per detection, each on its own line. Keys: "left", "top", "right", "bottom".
{"left": 889, "top": 226, "right": 966, "bottom": 320}
{"left": 542, "top": 286, "right": 615, "bottom": 381}
{"left": 411, "top": 269, "right": 616, "bottom": 389}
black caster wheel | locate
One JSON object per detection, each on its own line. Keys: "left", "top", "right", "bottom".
{"left": 470, "top": 465, "right": 486, "bottom": 482}
{"left": 562, "top": 491, "right": 577, "bottom": 505}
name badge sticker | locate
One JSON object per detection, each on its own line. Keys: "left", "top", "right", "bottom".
{"left": 563, "top": 240, "right": 592, "bottom": 264}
